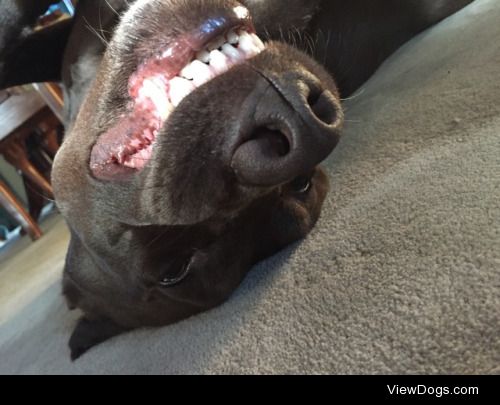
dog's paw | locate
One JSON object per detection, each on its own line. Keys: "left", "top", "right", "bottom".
{"left": 69, "top": 317, "right": 126, "bottom": 361}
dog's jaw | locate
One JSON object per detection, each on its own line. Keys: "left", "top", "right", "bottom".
{"left": 89, "top": 4, "right": 266, "bottom": 180}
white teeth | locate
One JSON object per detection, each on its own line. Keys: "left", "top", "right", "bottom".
{"left": 158, "top": 99, "right": 174, "bottom": 121}
{"left": 135, "top": 30, "right": 266, "bottom": 128}
{"left": 221, "top": 43, "right": 242, "bottom": 62}
{"left": 139, "top": 77, "right": 171, "bottom": 119}
{"left": 196, "top": 49, "right": 211, "bottom": 63}
{"left": 238, "top": 31, "right": 260, "bottom": 57}
{"left": 180, "top": 63, "right": 195, "bottom": 80}
{"left": 169, "top": 77, "right": 196, "bottom": 107}
{"left": 209, "top": 50, "right": 230, "bottom": 74}
{"left": 173, "top": 31, "right": 266, "bottom": 104}
{"left": 124, "top": 145, "right": 152, "bottom": 170}
{"left": 164, "top": 102, "right": 174, "bottom": 117}
{"left": 129, "top": 137, "right": 142, "bottom": 150}
{"left": 139, "top": 148, "right": 151, "bottom": 160}
{"left": 251, "top": 33, "right": 266, "bottom": 51}
{"left": 188, "top": 60, "right": 215, "bottom": 87}
{"left": 226, "top": 29, "right": 239, "bottom": 45}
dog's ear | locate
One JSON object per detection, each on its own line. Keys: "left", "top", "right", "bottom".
{"left": 0, "top": 0, "right": 71, "bottom": 89}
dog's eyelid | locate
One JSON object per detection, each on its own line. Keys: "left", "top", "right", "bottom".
{"left": 296, "top": 179, "right": 311, "bottom": 194}
{"left": 290, "top": 173, "right": 313, "bottom": 194}
{"left": 159, "top": 258, "right": 192, "bottom": 288}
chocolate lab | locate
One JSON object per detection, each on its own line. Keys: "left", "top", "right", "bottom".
{"left": 0, "top": 0, "right": 472, "bottom": 359}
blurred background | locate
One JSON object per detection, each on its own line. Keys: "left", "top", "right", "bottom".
{"left": 0, "top": 1, "right": 75, "bottom": 251}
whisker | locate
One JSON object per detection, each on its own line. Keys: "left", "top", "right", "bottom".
{"left": 306, "top": 31, "right": 315, "bottom": 55}
{"left": 104, "top": 0, "right": 120, "bottom": 16}
{"left": 323, "top": 30, "right": 331, "bottom": 65}
{"left": 341, "top": 88, "right": 366, "bottom": 102}
{"left": 24, "top": 182, "right": 56, "bottom": 203}
{"left": 83, "top": 17, "right": 109, "bottom": 46}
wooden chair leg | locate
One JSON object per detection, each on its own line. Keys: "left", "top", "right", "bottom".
{"left": 36, "top": 114, "right": 61, "bottom": 158}
{"left": 43, "top": 128, "right": 60, "bottom": 157}
{"left": 3, "top": 140, "right": 54, "bottom": 198}
{"left": 23, "top": 175, "right": 47, "bottom": 220}
{"left": 0, "top": 179, "right": 42, "bottom": 241}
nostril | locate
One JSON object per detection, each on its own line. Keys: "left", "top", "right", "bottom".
{"left": 307, "top": 87, "right": 322, "bottom": 107}
{"left": 232, "top": 73, "right": 342, "bottom": 187}
{"left": 251, "top": 127, "right": 290, "bottom": 157}
{"left": 307, "top": 89, "right": 339, "bottom": 126}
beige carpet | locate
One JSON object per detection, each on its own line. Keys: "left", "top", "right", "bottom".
{"left": 0, "top": 215, "right": 68, "bottom": 325}
{"left": 0, "top": 0, "right": 498, "bottom": 374}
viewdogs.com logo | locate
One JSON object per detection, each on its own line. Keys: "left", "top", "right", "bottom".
{"left": 387, "top": 385, "right": 479, "bottom": 398}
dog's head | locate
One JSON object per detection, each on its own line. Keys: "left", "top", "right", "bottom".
{"left": 53, "top": 0, "right": 342, "bottom": 276}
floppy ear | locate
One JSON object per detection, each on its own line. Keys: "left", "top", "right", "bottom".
{"left": 0, "top": 0, "right": 71, "bottom": 89}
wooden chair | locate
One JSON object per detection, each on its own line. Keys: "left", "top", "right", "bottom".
{"left": 0, "top": 89, "right": 61, "bottom": 240}
{"left": 0, "top": 179, "right": 42, "bottom": 240}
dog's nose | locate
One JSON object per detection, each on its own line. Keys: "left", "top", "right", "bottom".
{"left": 231, "top": 71, "right": 342, "bottom": 186}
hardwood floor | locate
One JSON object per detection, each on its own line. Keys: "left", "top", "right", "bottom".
{"left": 0, "top": 214, "right": 69, "bottom": 325}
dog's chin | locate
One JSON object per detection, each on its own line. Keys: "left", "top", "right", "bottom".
{"left": 89, "top": 4, "right": 266, "bottom": 182}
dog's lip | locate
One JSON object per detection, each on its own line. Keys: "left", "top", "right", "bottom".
{"left": 185, "top": 6, "right": 253, "bottom": 52}
{"left": 130, "top": 6, "right": 254, "bottom": 96}
{"left": 89, "top": 160, "right": 137, "bottom": 182}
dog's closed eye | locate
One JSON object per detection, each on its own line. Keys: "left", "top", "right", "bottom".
{"left": 159, "top": 254, "right": 193, "bottom": 287}
{"left": 290, "top": 175, "right": 312, "bottom": 194}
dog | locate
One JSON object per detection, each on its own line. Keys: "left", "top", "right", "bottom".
{"left": 0, "top": 0, "right": 472, "bottom": 359}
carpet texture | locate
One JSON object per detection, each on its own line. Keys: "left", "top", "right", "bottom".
{"left": 1, "top": 0, "right": 499, "bottom": 374}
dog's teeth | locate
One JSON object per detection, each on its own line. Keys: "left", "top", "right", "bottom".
{"left": 250, "top": 33, "right": 265, "bottom": 51}
{"left": 138, "top": 148, "right": 150, "bottom": 160}
{"left": 207, "top": 36, "right": 225, "bottom": 51}
{"left": 139, "top": 78, "right": 169, "bottom": 112}
{"left": 156, "top": 100, "right": 173, "bottom": 121}
{"left": 196, "top": 50, "right": 211, "bottom": 63}
{"left": 238, "top": 31, "right": 259, "bottom": 57}
{"left": 189, "top": 60, "right": 215, "bottom": 87}
{"left": 124, "top": 146, "right": 153, "bottom": 170}
{"left": 129, "top": 138, "right": 142, "bottom": 149}
{"left": 141, "top": 146, "right": 153, "bottom": 162}
{"left": 142, "top": 129, "right": 153, "bottom": 144}
{"left": 209, "top": 50, "right": 230, "bottom": 74}
{"left": 138, "top": 77, "right": 172, "bottom": 121}
{"left": 221, "top": 43, "right": 242, "bottom": 62}
{"left": 124, "top": 157, "right": 138, "bottom": 169}
{"left": 132, "top": 30, "right": 266, "bottom": 144}
{"left": 227, "top": 29, "right": 239, "bottom": 45}
{"left": 180, "top": 63, "right": 195, "bottom": 80}
{"left": 169, "top": 77, "right": 196, "bottom": 107}
{"left": 118, "top": 145, "right": 132, "bottom": 162}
